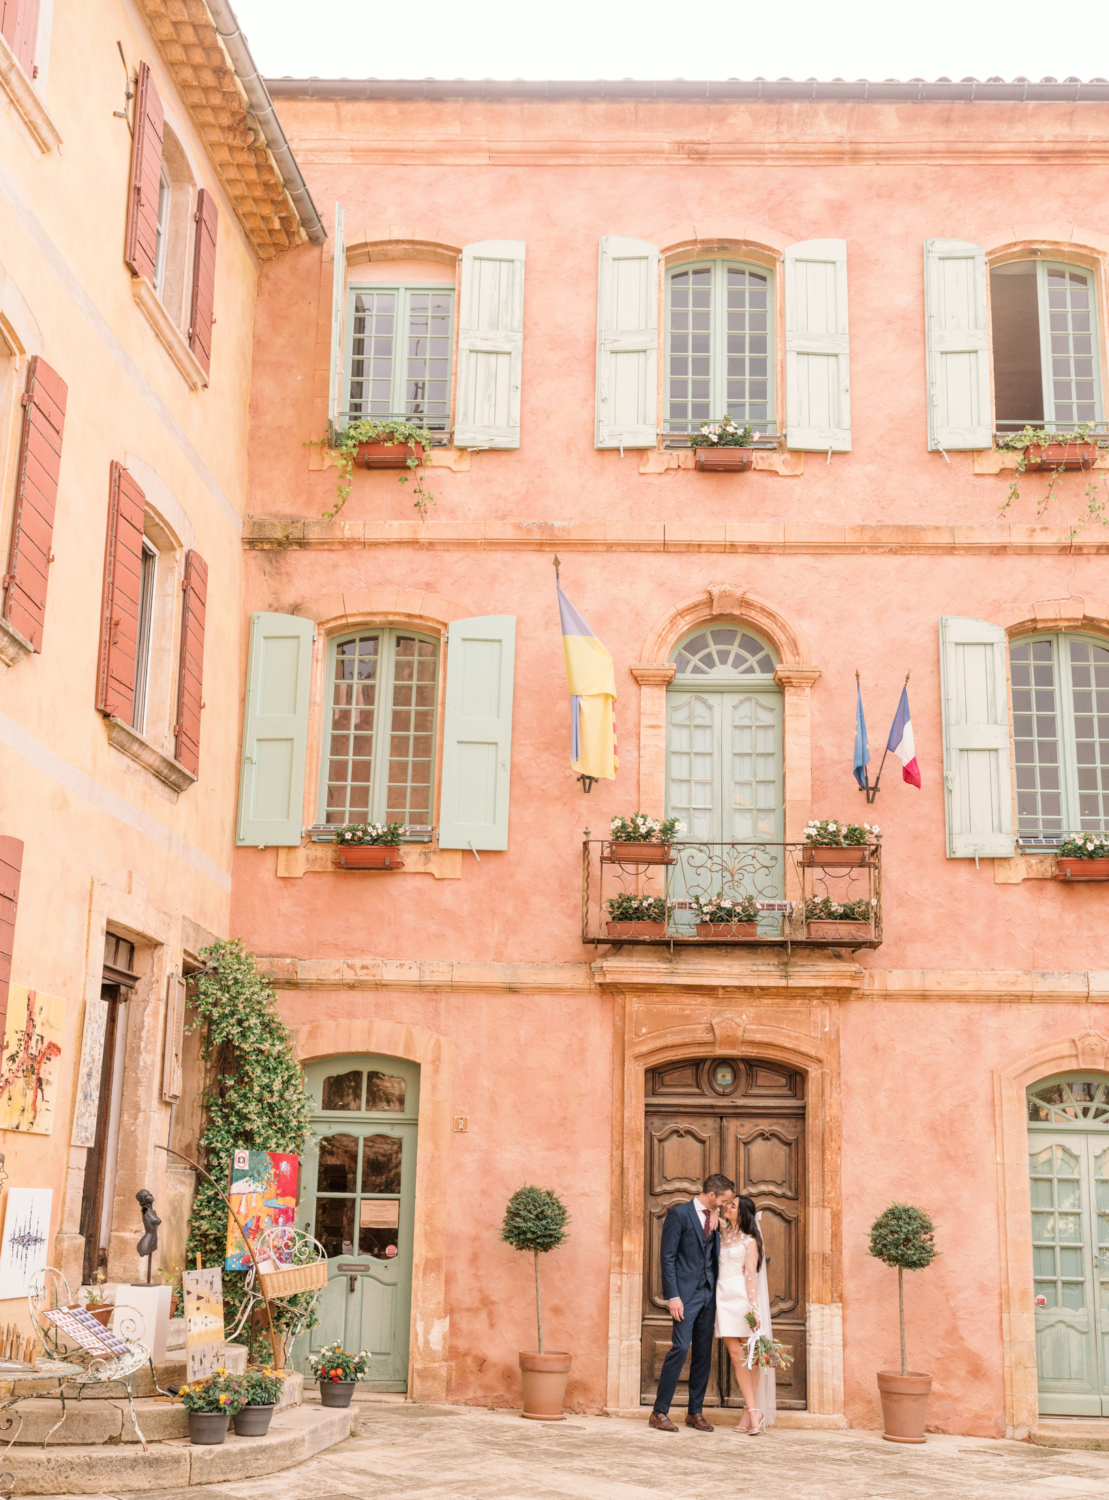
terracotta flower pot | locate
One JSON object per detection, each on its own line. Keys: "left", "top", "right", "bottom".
{"left": 333, "top": 846, "right": 404, "bottom": 870}
{"left": 1022, "top": 441, "right": 1098, "bottom": 471}
{"left": 695, "top": 922, "right": 758, "bottom": 938}
{"left": 188, "top": 1410, "right": 230, "bottom": 1444}
{"left": 694, "top": 446, "right": 755, "bottom": 472}
{"left": 319, "top": 1378, "right": 356, "bottom": 1408}
{"left": 1054, "top": 857, "right": 1109, "bottom": 882}
{"left": 356, "top": 440, "right": 425, "bottom": 469}
{"left": 603, "top": 842, "right": 673, "bottom": 864}
{"left": 806, "top": 919, "right": 871, "bottom": 941}
{"left": 519, "top": 1351, "right": 571, "bottom": 1421}
{"left": 877, "top": 1370, "right": 932, "bottom": 1443}
{"left": 802, "top": 845, "right": 873, "bottom": 866}
{"left": 606, "top": 920, "right": 667, "bottom": 938}
{"left": 85, "top": 1304, "right": 114, "bottom": 1327}
{"left": 233, "top": 1403, "right": 275, "bottom": 1436}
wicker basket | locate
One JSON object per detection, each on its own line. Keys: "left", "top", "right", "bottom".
{"left": 255, "top": 1259, "right": 328, "bottom": 1298}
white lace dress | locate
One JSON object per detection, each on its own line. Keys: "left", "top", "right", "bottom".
{"left": 714, "top": 1230, "right": 760, "bottom": 1337}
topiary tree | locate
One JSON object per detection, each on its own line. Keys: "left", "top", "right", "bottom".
{"left": 500, "top": 1186, "right": 570, "bottom": 1353}
{"left": 868, "top": 1203, "right": 938, "bottom": 1375}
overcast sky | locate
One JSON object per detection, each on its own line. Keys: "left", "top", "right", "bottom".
{"left": 235, "top": 0, "right": 1107, "bottom": 85}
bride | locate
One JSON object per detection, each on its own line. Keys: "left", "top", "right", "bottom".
{"left": 714, "top": 1194, "right": 776, "bottom": 1435}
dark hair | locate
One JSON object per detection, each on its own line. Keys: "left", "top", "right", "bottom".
{"left": 735, "top": 1195, "right": 764, "bottom": 1270}
{"left": 702, "top": 1173, "right": 735, "bottom": 1197}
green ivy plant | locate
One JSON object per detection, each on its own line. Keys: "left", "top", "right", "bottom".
{"left": 311, "top": 418, "right": 437, "bottom": 521}
{"left": 501, "top": 1186, "right": 570, "bottom": 1354}
{"left": 868, "top": 1203, "right": 937, "bottom": 1376}
{"left": 185, "top": 939, "right": 317, "bottom": 1352}
{"left": 994, "top": 424, "right": 1105, "bottom": 523}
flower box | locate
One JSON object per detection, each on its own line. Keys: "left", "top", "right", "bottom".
{"left": 606, "top": 920, "right": 668, "bottom": 939}
{"left": 1054, "top": 857, "right": 1109, "bottom": 882}
{"left": 694, "top": 447, "right": 755, "bottom": 472}
{"left": 333, "top": 847, "right": 405, "bottom": 870}
{"left": 1021, "top": 441, "right": 1099, "bottom": 472}
{"left": 806, "top": 919, "right": 872, "bottom": 941}
{"left": 356, "top": 440, "right": 426, "bottom": 470}
{"left": 695, "top": 921, "right": 759, "bottom": 939}
{"left": 802, "top": 846, "right": 874, "bottom": 866}
{"left": 603, "top": 841, "right": 673, "bottom": 864}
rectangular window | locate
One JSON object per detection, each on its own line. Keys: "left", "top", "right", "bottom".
{"left": 666, "top": 261, "right": 773, "bottom": 434}
{"left": 321, "top": 628, "right": 440, "bottom": 829}
{"left": 1011, "top": 634, "right": 1109, "bottom": 840}
{"left": 990, "top": 260, "right": 1103, "bottom": 432}
{"left": 344, "top": 284, "right": 454, "bottom": 432}
{"left": 132, "top": 538, "right": 157, "bottom": 733}
{"left": 152, "top": 168, "right": 170, "bottom": 298}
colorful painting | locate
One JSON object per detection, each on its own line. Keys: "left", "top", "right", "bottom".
{"left": 182, "top": 1267, "right": 225, "bottom": 1382}
{"left": 0, "top": 1188, "right": 52, "bottom": 1299}
{"left": 224, "top": 1149, "right": 298, "bottom": 1270}
{"left": 0, "top": 988, "right": 63, "bottom": 1135}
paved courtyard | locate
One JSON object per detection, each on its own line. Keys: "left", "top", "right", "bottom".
{"left": 29, "top": 1402, "right": 1109, "bottom": 1500}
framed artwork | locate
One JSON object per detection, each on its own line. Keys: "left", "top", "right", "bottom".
{"left": 225, "top": 1150, "right": 298, "bottom": 1270}
{"left": 182, "top": 1267, "right": 225, "bottom": 1382}
{"left": 0, "top": 988, "right": 63, "bottom": 1135}
{"left": 0, "top": 1188, "right": 52, "bottom": 1299}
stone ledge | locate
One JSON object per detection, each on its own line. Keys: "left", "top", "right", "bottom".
{"left": 0, "top": 613, "right": 33, "bottom": 670}
{"left": 593, "top": 947, "right": 865, "bottom": 995}
{"left": 994, "top": 854, "right": 1055, "bottom": 883}
{"left": 639, "top": 448, "right": 804, "bottom": 476}
{"left": 276, "top": 844, "right": 461, "bottom": 879}
{"left": 0, "top": 34, "right": 62, "bottom": 154}
{"left": 308, "top": 444, "right": 471, "bottom": 473}
{"left": 975, "top": 447, "right": 1109, "bottom": 474}
{"left": 131, "top": 277, "right": 208, "bottom": 390}
{"left": 258, "top": 955, "right": 596, "bottom": 993}
{"left": 105, "top": 717, "right": 196, "bottom": 798}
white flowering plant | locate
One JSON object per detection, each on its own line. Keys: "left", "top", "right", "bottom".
{"left": 606, "top": 894, "right": 672, "bottom": 923}
{"left": 308, "top": 1340, "right": 372, "bottom": 1382}
{"left": 691, "top": 893, "right": 760, "bottom": 923}
{"left": 803, "top": 819, "right": 881, "bottom": 847}
{"left": 804, "top": 896, "right": 876, "bottom": 922}
{"left": 335, "top": 821, "right": 403, "bottom": 847}
{"left": 696, "top": 414, "right": 758, "bottom": 447}
{"left": 1058, "top": 833, "right": 1109, "bottom": 860}
{"left": 610, "top": 813, "right": 685, "bottom": 843}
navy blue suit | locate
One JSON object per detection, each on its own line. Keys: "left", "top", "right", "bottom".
{"left": 654, "top": 1199, "right": 718, "bottom": 1415}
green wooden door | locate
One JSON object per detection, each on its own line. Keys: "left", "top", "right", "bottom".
{"left": 1028, "top": 1075, "right": 1109, "bottom": 1415}
{"left": 295, "top": 1056, "right": 419, "bottom": 1391}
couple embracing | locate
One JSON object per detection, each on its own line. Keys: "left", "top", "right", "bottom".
{"left": 649, "top": 1173, "right": 775, "bottom": 1437}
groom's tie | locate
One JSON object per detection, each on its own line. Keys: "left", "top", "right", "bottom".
{"left": 703, "top": 1211, "right": 711, "bottom": 1240}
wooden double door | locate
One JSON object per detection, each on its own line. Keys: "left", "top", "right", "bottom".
{"left": 642, "top": 1056, "right": 807, "bottom": 1408}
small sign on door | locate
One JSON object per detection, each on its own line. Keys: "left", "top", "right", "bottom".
{"left": 360, "top": 1201, "right": 400, "bottom": 1228}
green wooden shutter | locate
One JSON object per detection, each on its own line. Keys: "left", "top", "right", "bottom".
{"left": 924, "top": 239, "right": 992, "bottom": 450}
{"left": 438, "top": 616, "right": 515, "bottom": 851}
{"left": 454, "top": 241, "right": 525, "bottom": 449}
{"left": 328, "top": 202, "right": 346, "bottom": 433}
{"left": 595, "top": 236, "right": 659, "bottom": 448}
{"left": 939, "top": 616, "right": 1015, "bottom": 858}
{"left": 784, "top": 239, "right": 851, "bottom": 451}
{"left": 236, "top": 612, "right": 315, "bottom": 847}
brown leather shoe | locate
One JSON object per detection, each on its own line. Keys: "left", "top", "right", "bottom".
{"left": 649, "top": 1411, "right": 679, "bottom": 1432}
{"left": 685, "top": 1412, "right": 715, "bottom": 1432}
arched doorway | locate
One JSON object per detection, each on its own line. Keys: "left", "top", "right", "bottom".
{"left": 1027, "top": 1073, "right": 1109, "bottom": 1414}
{"left": 641, "top": 1056, "right": 806, "bottom": 1410}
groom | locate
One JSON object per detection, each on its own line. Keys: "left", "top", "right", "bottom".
{"left": 649, "top": 1172, "right": 736, "bottom": 1432}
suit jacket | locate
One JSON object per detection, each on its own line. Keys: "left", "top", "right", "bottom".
{"left": 659, "top": 1198, "right": 718, "bottom": 1303}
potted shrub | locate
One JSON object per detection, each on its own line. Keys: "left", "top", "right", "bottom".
{"left": 691, "top": 892, "right": 761, "bottom": 938}
{"left": 180, "top": 1370, "right": 243, "bottom": 1444}
{"left": 996, "top": 425, "right": 1103, "bottom": 516}
{"left": 868, "top": 1203, "right": 938, "bottom": 1444}
{"left": 604, "top": 814, "right": 684, "bottom": 864}
{"left": 605, "top": 894, "right": 671, "bottom": 939}
{"left": 1054, "top": 833, "right": 1109, "bottom": 882}
{"left": 308, "top": 1340, "right": 370, "bottom": 1408}
{"left": 802, "top": 819, "right": 880, "bottom": 866}
{"left": 79, "top": 1269, "right": 115, "bottom": 1327}
{"left": 331, "top": 821, "right": 405, "bottom": 870}
{"left": 804, "top": 896, "right": 874, "bottom": 941}
{"left": 314, "top": 416, "right": 437, "bottom": 520}
{"left": 232, "top": 1367, "right": 284, "bottom": 1436}
{"left": 693, "top": 415, "right": 761, "bottom": 471}
{"left": 501, "top": 1185, "right": 572, "bottom": 1421}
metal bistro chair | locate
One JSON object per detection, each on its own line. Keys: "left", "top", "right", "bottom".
{"left": 27, "top": 1269, "right": 151, "bottom": 1451}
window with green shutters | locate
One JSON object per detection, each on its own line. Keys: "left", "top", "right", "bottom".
{"left": 343, "top": 284, "right": 454, "bottom": 432}
{"left": 665, "top": 261, "right": 774, "bottom": 434}
{"left": 990, "top": 260, "right": 1104, "bottom": 433}
{"left": 1010, "top": 633, "right": 1109, "bottom": 841}
{"left": 319, "top": 629, "right": 440, "bottom": 828}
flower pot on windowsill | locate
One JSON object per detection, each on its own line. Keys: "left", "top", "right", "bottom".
{"left": 1021, "top": 441, "right": 1099, "bottom": 471}
{"left": 695, "top": 922, "right": 759, "bottom": 939}
{"left": 806, "top": 919, "right": 872, "bottom": 942}
{"left": 603, "top": 841, "right": 673, "bottom": 864}
{"left": 333, "top": 847, "right": 405, "bottom": 870}
{"left": 876, "top": 1370, "right": 932, "bottom": 1443}
{"left": 1054, "top": 857, "right": 1109, "bottom": 881}
{"left": 519, "top": 1351, "right": 572, "bottom": 1421}
{"left": 606, "top": 920, "right": 668, "bottom": 939}
{"left": 356, "top": 440, "right": 425, "bottom": 469}
{"left": 802, "top": 845, "right": 874, "bottom": 866}
{"left": 694, "top": 446, "right": 755, "bottom": 472}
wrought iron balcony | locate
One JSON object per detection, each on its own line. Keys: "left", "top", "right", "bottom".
{"left": 581, "top": 839, "right": 882, "bottom": 948}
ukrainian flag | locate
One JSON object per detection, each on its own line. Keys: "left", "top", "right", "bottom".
{"left": 557, "top": 578, "right": 618, "bottom": 781}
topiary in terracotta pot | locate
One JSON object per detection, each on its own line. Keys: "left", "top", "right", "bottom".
{"left": 501, "top": 1186, "right": 572, "bottom": 1421}
{"left": 868, "top": 1203, "right": 938, "bottom": 1443}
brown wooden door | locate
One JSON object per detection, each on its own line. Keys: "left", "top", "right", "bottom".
{"left": 642, "top": 1056, "right": 806, "bottom": 1409}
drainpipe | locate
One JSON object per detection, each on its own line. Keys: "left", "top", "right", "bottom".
{"left": 204, "top": 0, "right": 326, "bottom": 244}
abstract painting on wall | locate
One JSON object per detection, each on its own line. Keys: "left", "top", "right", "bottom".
{"left": 182, "top": 1267, "right": 225, "bottom": 1381}
{"left": 0, "top": 988, "right": 63, "bottom": 1135}
{"left": 224, "top": 1150, "right": 298, "bottom": 1270}
{"left": 0, "top": 1188, "right": 52, "bottom": 1299}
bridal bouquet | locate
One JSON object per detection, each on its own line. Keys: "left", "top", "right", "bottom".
{"left": 743, "top": 1311, "right": 794, "bottom": 1371}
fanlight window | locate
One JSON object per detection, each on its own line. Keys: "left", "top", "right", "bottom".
{"left": 671, "top": 628, "right": 777, "bottom": 678}
{"left": 1027, "top": 1076, "right": 1109, "bottom": 1127}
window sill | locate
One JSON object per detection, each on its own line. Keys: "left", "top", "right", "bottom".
{"left": 994, "top": 854, "right": 1055, "bottom": 883}
{"left": 131, "top": 277, "right": 208, "bottom": 391}
{"left": 276, "top": 844, "right": 461, "bottom": 879}
{"left": 0, "top": 614, "right": 33, "bottom": 671}
{"left": 0, "top": 35, "right": 62, "bottom": 154}
{"left": 974, "top": 447, "right": 1109, "bottom": 475}
{"left": 640, "top": 447, "right": 803, "bottom": 476}
{"left": 307, "top": 445, "right": 471, "bottom": 474}
{"left": 104, "top": 715, "right": 196, "bottom": 798}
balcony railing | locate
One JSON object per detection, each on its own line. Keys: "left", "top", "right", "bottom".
{"left": 581, "top": 839, "right": 882, "bottom": 948}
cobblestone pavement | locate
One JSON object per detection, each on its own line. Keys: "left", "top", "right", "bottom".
{"left": 36, "top": 1402, "right": 1109, "bottom": 1500}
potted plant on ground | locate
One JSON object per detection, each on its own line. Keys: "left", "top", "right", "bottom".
{"left": 691, "top": 892, "right": 761, "bottom": 938}
{"left": 180, "top": 1370, "right": 244, "bottom": 1444}
{"left": 804, "top": 896, "right": 874, "bottom": 942}
{"left": 605, "top": 894, "right": 671, "bottom": 939}
{"left": 604, "top": 814, "right": 684, "bottom": 864}
{"left": 316, "top": 416, "right": 437, "bottom": 521}
{"left": 1054, "top": 832, "right": 1109, "bottom": 882}
{"left": 802, "top": 819, "right": 880, "bottom": 866}
{"left": 501, "top": 1185, "right": 572, "bottom": 1421}
{"left": 332, "top": 821, "right": 405, "bottom": 870}
{"left": 693, "top": 414, "right": 760, "bottom": 471}
{"left": 309, "top": 1340, "right": 370, "bottom": 1407}
{"left": 869, "top": 1203, "right": 938, "bottom": 1444}
{"left": 232, "top": 1366, "right": 285, "bottom": 1436}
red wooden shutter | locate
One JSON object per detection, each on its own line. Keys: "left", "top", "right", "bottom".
{"left": 188, "top": 190, "right": 218, "bottom": 381}
{"left": 0, "top": 837, "right": 22, "bottom": 1044}
{"left": 1, "top": 0, "right": 37, "bottom": 74}
{"left": 96, "top": 462, "right": 144, "bottom": 723}
{"left": 174, "top": 549, "right": 207, "bottom": 776}
{"left": 124, "top": 61, "right": 164, "bottom": 282}
{"left": 2, "top": 356, "right": 67, "bottom": 653}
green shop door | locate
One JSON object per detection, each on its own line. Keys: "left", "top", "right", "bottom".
{"left": 296, "top": 1055, "right": 419, "bottom": 1391}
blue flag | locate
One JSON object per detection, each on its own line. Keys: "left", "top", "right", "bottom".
{"left": 853, "top": 683, "right": 870, "bottom": 790}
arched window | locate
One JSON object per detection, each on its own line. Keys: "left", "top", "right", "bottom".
{"left": 1009, "top": 633, "right": 1109, "bottom": 839}
{"left": 665, "top": 261, "right": 773, "bottom": 435}
{"left": 990, "top": 260, "right": 1102, "bottom": 432}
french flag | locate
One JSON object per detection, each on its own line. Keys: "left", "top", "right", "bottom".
{"left": 887, "top": 686, "right": 921, "bottom": 788}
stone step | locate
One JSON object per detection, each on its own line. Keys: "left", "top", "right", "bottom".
{"left": 1032, "top": 1418, "right": 1109, "bottom": 1451}
{"left": 4, "top": 1403, "right": 351, "bottom": 1493}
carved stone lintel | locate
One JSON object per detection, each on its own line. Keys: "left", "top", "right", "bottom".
{"left": 0, "top": 613, "right": 33, "bottom": 669}
{"left": 711, "top": 1015, "right": 746, "bottom": 1052}
{"left": 630, "top": 662, "right": 676, "bottom": 686}
{"left": 1075, "top": 1029, "right": 1109, "bottom": 1070}
{"left": 105, "top": 716, "right": 197, "bottom": 797}
{"left": 708, "top": 582, "right": 746, "bottom": 618}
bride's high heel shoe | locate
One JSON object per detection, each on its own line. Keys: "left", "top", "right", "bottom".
{"left": 747, "top": 1409, "right": 766, "bottom": 1435}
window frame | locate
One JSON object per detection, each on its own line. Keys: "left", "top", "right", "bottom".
{"left": 342, "top": 280, "right": 456, "bottom": 433}
{"left": 152, "top": 165, "right": 171, "bottom": 299}
{"left": 991, "top": 257, "right": 1106, "bottom": 434}
{"left": 663, "top": 258, "right": 776, "bottom": 437}
{"left": 131, "top": 537, "right": 157, "bottom": 734}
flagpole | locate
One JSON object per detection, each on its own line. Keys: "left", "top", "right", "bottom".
{"left": 860, "top": 671, "right": 910, "bottom": 804}
{"left": 557, "top": 555, "right": 597, "bottom": 791}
